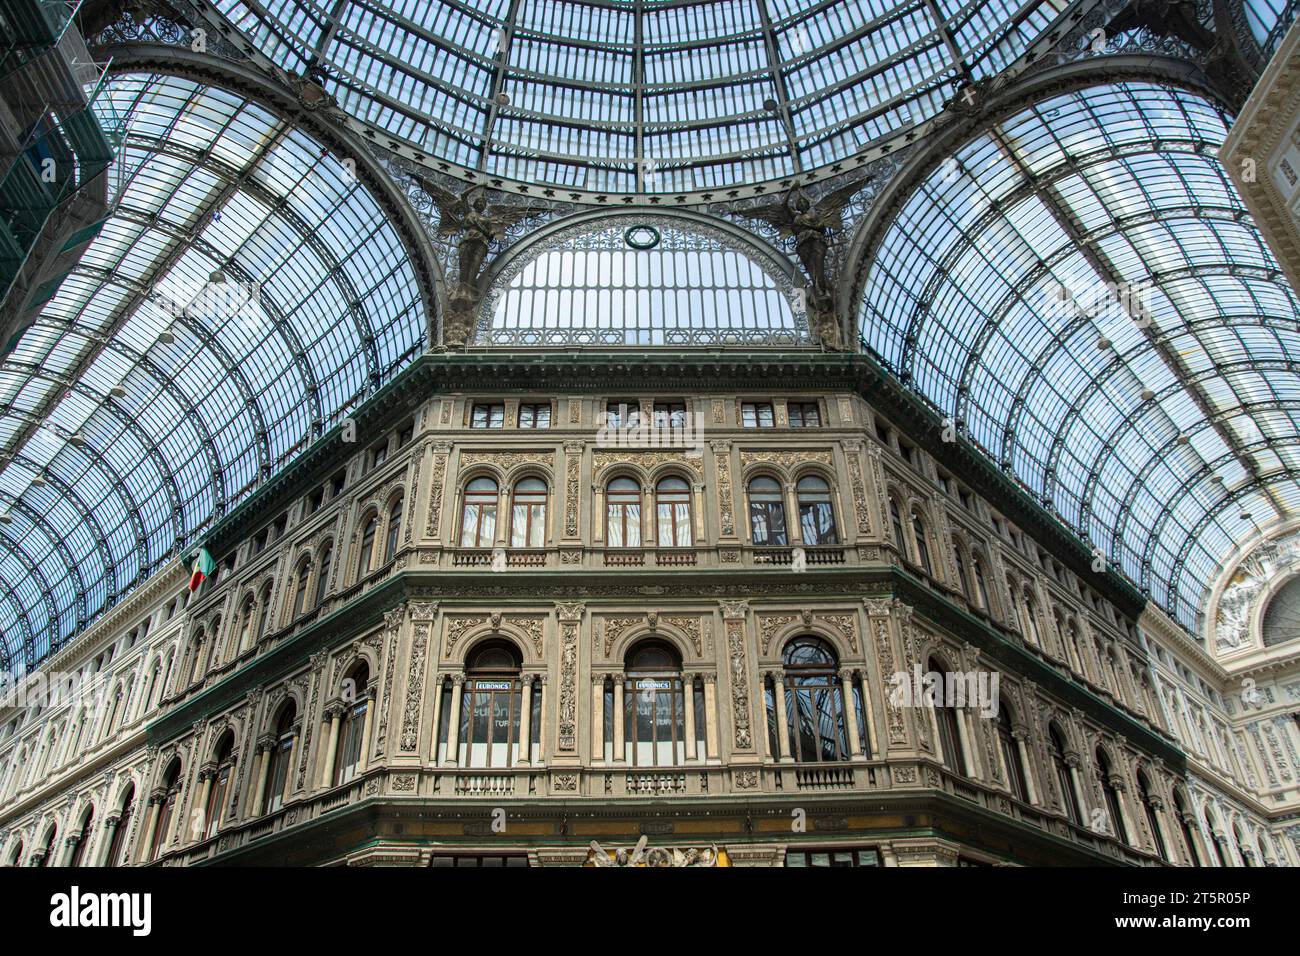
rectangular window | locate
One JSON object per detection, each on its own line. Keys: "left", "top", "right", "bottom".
{"left": 788, "top": 402, "right": 821, "bottom": 427}
{"left": 741, "top": 402, "right": 775, "bottom": 428}
{"left": 371, "top": 443, "right": 388, "bottom": 469}
{"left": 653, "top": 401, "right": 687, "bottom": 428}
{"left": 397, "top": 423, "right": 414, "bottom": 447}
{"left": 785, "top": 848, "right": 880, "bottom": 867}
{"left": 519, "top": 403, "right": 552, "bottom": 428}
{"left": 471, "top": 403, "right": 505, "bottom": 428}
{"left": 606, "top": 401, "right": 640, "bottom": 429}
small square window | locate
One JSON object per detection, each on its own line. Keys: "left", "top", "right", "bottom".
{"left": 653, "top": 401, "right": 687, "bottom": 428}
{"left": 788, "top": 402, "right": 821, "bottom": 427}
{"left": 606, "top": 401, "right": 640, "bottom": 429}
{"left": 741, "top": 402, "right": 775, "bottom": 428}
{"left": 519, "top": 403, "right": 552, "bottom": 428}
{"left": 472, "top": 403, "right": 505, "bottom": 428}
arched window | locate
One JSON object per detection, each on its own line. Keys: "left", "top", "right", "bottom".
{"left": 606, "top": 477, "right": 642, "bottom": 548}
{"left": 38, "top": 824, "right": 57, "bottom": 867}
{"left": 1173, "top": 790, "right": 1201, "bottom": 866}
{"left": 1095, "top": 747, "right": 1128, "bottom": 843}
{"left": 889, "top": 497, "right": 906, "bottom": 554}
{"left": 655, "top": 477, "right": 693, "bottom": 548}
{"left": 1135, "top": 769, "right": 1167, "bottom": 861}
{"left": 205, "top": 733, "right": 235, "bottom": 841}
{"left": 384, "top": 497, "right": 403, "bottom": 562}
{"left": 459, "top": 478, "right": 499, "bottom": 548}
{"left": 187, "top": 631, "right": 206, "bottom": 686}
{"left": 796, "top": 476, "right": 837, "bottom": 545}
{"left": 510, "top": 478, "right": 548, "bottom": 548}
{"left": 105, "top": 785, "right": 134, "bottom": 867}
{"left": 911, "top": 509, "right": 932, "bottom": 574}
{"left": 150, "top": 759, "right": 182, "bottom": 862}
{"left": 1021, "top": 591, "right": 1042, "bottom": 646}
{"left": 236, "top": 596, "right": 256, "bottom": 655}
{"left": 291, "top": 558, "right": 311, "bottom": 619}
{"left": 264, "top": 704, "right": 297, "bottom": 815}
{"left": 6, "top": 840, "right": 22, "bottom": 867}
{"left": 1049, "top": 724, "right": 1080, "bottom": 825}
{"left": 619, "top": 642, "right": 695, "bottom": 766}
{"left": 68, "top": 804, "right": 95, "bottom": 867}
{"left": 314, "top": 543, "right": 333, "bottom": 607}
{"left": 928, "top": 657, "right": 965, "bottom": 773}
{"left": 997, "top": 704, "right": 1028, "bottom": 803}
{"left": 768, "top": 638, "right": 854, "bottom": 763}
{"left": 457, "top": 642, "right": 528, "bottom": 768}
{"left": 105, "top": 687, "right": 124, "bottom": 740}
{"left": 357, "top": 512, "right": 380, "bottom": 574}
{"left": 335, "top": 663, "right": 371, "bottom": 785}
{"left": 748, "top": 476, "right": 787, "bottom": 545}
{"left": 256, "top": 583, "right": 274, "bottom": 642}
{"left": 952, "top": 541, "right": 970, "bottom": 598}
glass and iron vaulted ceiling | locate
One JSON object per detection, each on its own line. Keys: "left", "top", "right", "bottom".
{"left": 0, "top": 72, "right": 424, "bottom": 675}
{"left": 860, "top": 82, "right": 1300, "bottom": 631}
{"left": 213, "top": 0, "right": 1073, "bottom": 194}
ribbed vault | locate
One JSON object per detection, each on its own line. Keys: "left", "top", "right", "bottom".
{"left": 0, "top": 72, "right": 426, "bottom": 673}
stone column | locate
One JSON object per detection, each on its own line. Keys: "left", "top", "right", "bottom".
{"left": 63, "top": 835, "right": 81, "bottom": 867}
{"left": 771, "top": 671, "right": 792, "bottom": 761}
{"left": 612, "top": 674, "right": 626, "bottom": 763}
{"left": 517, "top": 675, "right": 533, "bottom": 766}
{"left": 1065, "top": 753, "right": 1088, "bottom": 825}
{"left": 683, "top": 673, "right": 697, "bottom": 761}
{"left": 858, "top": 670, "right": 879, "bottom": 757}
{"left": 840, "top": 669, "right": 862, "bottom": 757}
{"left": 357, "top": 689, "right": 377, "bottom": 770}
{"left": 1013, "top": 728, "right": 1039, "bottom": 803}
{"left": 591, "top": 675, "right": 605, "bottom": 764}
{"left": 193, "top": 766, "right": 215, "bottom": 842}
{"left": 97, "top": 815, "right": 121, "bottom": 866}
{"left": 248, "top": 737, "right": 272, "bottom": 817}
{"left": 319, "top": 702, "right": 344, "bottom": 788}
{"left": 702, "top": 673, "right": 719, "bottom": 759}
{"left": 443, "top": 676, "right": 464, "bottom": 766}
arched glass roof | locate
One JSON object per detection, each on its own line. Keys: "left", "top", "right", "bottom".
{"left": 859, "top": 82, "right": 1300, "bottom": 631}
{"left": 0, "top": 72, "right": 424, "bottom": 674}
{"left": 478, "top": 221, "right": 806, "bottom": 345}
{"left": 212, "top": 0, "right": 1076, "bottom": 195}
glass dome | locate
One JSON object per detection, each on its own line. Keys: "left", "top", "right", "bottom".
{"left": 212, "top": 0, "right": 1076, "bottom": 196}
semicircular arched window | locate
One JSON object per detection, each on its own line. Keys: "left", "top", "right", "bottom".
{"left": 765, "top": 637, "right": 860, "bottom": 764}
{"left": 747, "top": 476, "right": 787, "bottom": 546}
{"left": 481, "top": 224, "right": 807, "bottom": 347}
{"left": 1262, "top": 576, "right": 1300, "bottom": 647}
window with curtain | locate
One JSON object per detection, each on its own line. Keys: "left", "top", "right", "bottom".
{"left": 606, "top": 477, "right": 642, "bottom": 548}
{"left": 796, "top": 476, "right": 837, "bottom": 545}
{"left": 257, "top": 584, "right": 273, "bottom": 641}
{"left": 510, "top": 478, "right": 548, "bottom": 548}
{"left": 460, "top": 478, "right": 499, "bottom": 548}
{"left": 655, "top": 477, "right": 692, "bottom": 547}
{"left": 238, "top": 596, "right": 256, "bottom": 652}
{"left": 335, "top": 663, "right": 370, "bottom": 785}
{"left": 748, "top": 476, "right": 787, "bottom": 546}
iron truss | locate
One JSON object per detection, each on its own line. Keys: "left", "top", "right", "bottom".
{"left": 0, "top": 72, "right": 426, "bottom": 674}
{"left": 857, "top": 80, "right": 1300, "bottom": 631}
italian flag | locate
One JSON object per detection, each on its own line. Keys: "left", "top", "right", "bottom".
{"left": 188, "top": 547, "right": 216, "bottom": 592}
